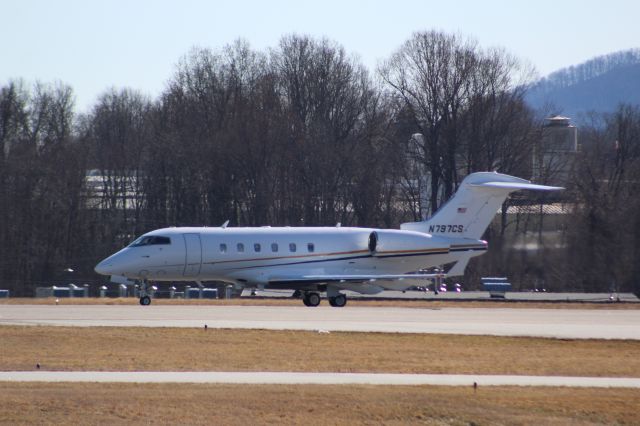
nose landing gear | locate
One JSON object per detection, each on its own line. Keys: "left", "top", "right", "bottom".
{"left": 139, "top": 280, "right": 152, "bottom": 306}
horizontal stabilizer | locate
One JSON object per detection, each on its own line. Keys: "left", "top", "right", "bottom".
{"left": 471, "top": 182, "right": 564, "bottom": 191}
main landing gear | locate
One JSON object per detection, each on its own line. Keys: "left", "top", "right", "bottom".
{"left": 301, "top": 290, "right": 348, "bottom": 308}
{"left": 328, "top": 294, "right": 347, "bottom": 307}
{"left": 326, "top": 285, "right": 347, "bottom": 308}
{"left": 302, "top": 292, "right": 321, "bottom": 307}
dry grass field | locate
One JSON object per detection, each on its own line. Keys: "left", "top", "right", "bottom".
{"left": 0, "top": 382, "right": 638, "bottom": 425}
{"left": 2, "top": 296, "right": 639, "bottom": 309}
{"left": 1, "top": 326, "right": 639, "bottom": 377}
{"left": 2, "top": 323, "right": 639, "bottom": 424}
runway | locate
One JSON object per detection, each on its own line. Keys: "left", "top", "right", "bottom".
{"left": 1, "top": 305, "right": 639, "bottom": 339}
{"left": 1, "top": 371, "right": 639, "bottom": 388}
{"left": 247, "top": 289, "right": 640, "bottom": 302}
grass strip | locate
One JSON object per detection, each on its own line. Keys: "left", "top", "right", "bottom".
{"left": 0, "top": 383, "right": 638, "bottom": 425}
{"left": 1, "top": 326, "right": 639, "bottom": 377}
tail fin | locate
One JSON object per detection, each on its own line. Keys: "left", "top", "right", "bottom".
{"left": 400, "top": 172, "right": 563, "bottom": 239}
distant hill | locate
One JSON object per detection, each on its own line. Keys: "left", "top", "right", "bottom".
{"left": 527, "top": 49, "right": 640, "bottom": 120}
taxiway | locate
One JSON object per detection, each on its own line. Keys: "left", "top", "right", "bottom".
{"left": 0, "top": 371, "right": 638, "bottom": 387}
{"left": 1, "top": 305, "right": 638, "bottom": 339}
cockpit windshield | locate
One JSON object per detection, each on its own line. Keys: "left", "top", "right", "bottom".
{"left": 129, "top": 235, "right": 171, "bottom": 247}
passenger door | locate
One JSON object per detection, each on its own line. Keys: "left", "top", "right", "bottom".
{"left": 183, "top": 233, "right": 202, "bottom": 277}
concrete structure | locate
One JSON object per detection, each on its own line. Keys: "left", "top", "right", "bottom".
{"left": 533, "top": 115, "right": 578, "bottom": 185}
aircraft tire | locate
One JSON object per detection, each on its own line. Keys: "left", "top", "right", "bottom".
{"left": 139, "top": 296, "right": 151, "bottom": 306}
{"left": 328, "top": 294, "right": 347, "bottom": 308}
{"left": 305, "top": 292, "right": 321, "bottom": 307}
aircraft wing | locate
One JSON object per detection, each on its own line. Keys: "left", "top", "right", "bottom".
{"left": 267, "top": 273, "right": 444, "bottom": 294}
{"left": 269, "top": 273, "right": 444, "bottom": 284}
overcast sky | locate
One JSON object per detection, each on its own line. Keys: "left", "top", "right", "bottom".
{"left": 2, "top": 0, "right": 638, "bottom": 112}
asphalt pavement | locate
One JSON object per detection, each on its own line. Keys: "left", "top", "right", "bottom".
{"left": 1, "top": 304, "right": 639, "bottom": 339}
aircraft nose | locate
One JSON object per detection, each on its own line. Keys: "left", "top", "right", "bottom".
{"left": 94, "top": 259, "right": 114, "bottom": 275}
{"left": 95, "top": 251, "right": 125, "bottom": 275}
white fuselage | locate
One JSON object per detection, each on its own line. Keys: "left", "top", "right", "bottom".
{"left": 94, "top": 172, "right": 560, "bottom": 306}
{"left": 95, "top": 226, "right": 487, "bottom": 290}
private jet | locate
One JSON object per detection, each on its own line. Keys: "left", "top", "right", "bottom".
{"left": 95, "top": 172, "right": 562, "bottom": 306}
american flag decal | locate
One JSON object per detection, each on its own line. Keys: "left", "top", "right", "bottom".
{"left": 457, "top": 207, "right": 467, "bottom": 213}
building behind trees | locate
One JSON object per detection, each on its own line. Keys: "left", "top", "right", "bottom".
{"left": 533, "top": 115, "right": 578, "bottom": 185}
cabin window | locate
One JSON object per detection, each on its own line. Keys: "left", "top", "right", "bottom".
{"left": 307, "top": 243, "right": 315, "bottom": 253}
{"left": 254, "top": 243, "right": 261, "bottom": 252}
{"left": 289, "top": 243, "right": 297, "bottom": 252}
{"left": 129, "top": 235, "right": 171, "bottom": 247}
{"left": 237, "top": 243, "right": 244, "bottom": 252}
{"left": 271, "top": 243, "right": 278, "bottom": 252}
{"left": 220, "top": 243, "right": 227, "bottom": 253}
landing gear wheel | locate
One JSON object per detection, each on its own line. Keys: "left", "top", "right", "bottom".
{"left": 328, "top": 294, "right": 347, "bottom": 308}
{"left": 139, "top": 295, "right": 151, "bottom": 306}
{"left": 303, "top": 292, "right": 321, "bottom": 307}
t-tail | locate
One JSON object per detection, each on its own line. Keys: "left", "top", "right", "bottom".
{"left": 400, "top": 172, "right": 563, "bottom": 239}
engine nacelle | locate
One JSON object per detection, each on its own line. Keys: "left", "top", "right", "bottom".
{"left": 368, "top": 230, "right": 442, "bottom": 256}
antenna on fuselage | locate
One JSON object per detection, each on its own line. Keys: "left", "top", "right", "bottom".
{"left": 221, "top": 220, "right": 230, "bottom": 229}
{"left": 336, "top": 222, "right": 341, "bottom": 228}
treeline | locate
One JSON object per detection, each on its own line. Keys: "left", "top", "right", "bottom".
{"left": 565, "top": 105, "right": 640, "bottom": 293}
{"left": 534, "top": 48, "right": 640, "bottom": 93}
{"left": 1, "top": 31, "right": 639, "bottom": 295}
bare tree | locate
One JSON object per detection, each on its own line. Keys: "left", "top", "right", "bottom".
{"left": 0, "top": 81, "right": 86, "bottom": 295}
{"left": 271, "top": 34, "right": 375, "bottom": 225}
{"left": 83, "top": 88, "right": 152, "bottom": 248}
{"left": 379, "top": 31, "right": 479, "bottom": 214}
{"left": 380, "top": 31, "right": 534, "bottom": 215}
